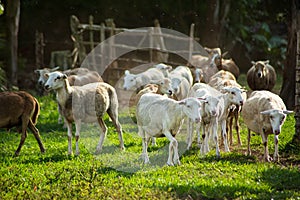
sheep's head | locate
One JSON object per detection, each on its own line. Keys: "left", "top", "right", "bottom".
{"left": 150, "top": 78, "right": 173, "bottom": 95}
{"left": 222, "top": 86, "right": 244, "bottom": 106}
{"left": 260, "top": 109, "right": 293, "bottom": 135}
{"left": 251, "top": 60, "right": 269, "bottom": 78}
{"left": 44, "top": 71, "right": 67, "bottom": 91}
{"left": 123, "top": 70, "right": 138, "bottom": 91}
{"left": 179, "top": 97, "right": 202, "bottom": 123}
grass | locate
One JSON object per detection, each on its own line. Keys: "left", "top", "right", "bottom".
{"left": 0, "top": 75, "right": 300, "bottom": 199}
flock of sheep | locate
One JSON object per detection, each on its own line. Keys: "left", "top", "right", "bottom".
{"left": 0, "top": 47, "right": 293, "bottom": 165}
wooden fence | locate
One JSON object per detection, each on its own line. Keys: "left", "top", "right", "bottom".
{"left": 295, "top": 31, "right": 300, "bottom": 137}
{"left": 69, "top": 15, "right": 201, "bottom": 84}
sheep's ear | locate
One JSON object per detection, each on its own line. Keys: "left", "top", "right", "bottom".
{"left": 62, "top": 74, "right": 68, "bottom": 79}
{"left": 283, "top": 110, "right": 293, "bottom": 115}
{"left": 51, "top": 66, "right": 60, "bottom": 72}
{"left": 260, "top": 110, "right": 272, "bottom": 115}
{"left": 34, "top": 69, "right": 40, "bottom": 74}
{"left": 197, "top": 97, "right": 208, "bottom": 103}
{"left": 44, "top": 73, "right": 49, "bottom": 78}
{"left": 251, "top": 61, "right": 256, "bottom": 65}
{"left": 204, "top": 47, "right": 211, "bottom": 54}
{"left": 166, "top": 65, "right": 173, "bottom": 70}
{"left": 178, "top": 100, "right": 186, "bottom": 105}
{"left": 264, "top": 60, "right": 270, "bottom": 64}
{"left": 125, "top": 70, "right": 130, "bottom": 75}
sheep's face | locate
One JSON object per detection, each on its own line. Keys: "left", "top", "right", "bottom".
{"left": 179, "top": 98, "right": 201, "bottom": 123}
{"left": 203, "top": 96, "right": 219, "bottom": 117}
{"left": 261, "top": 109, "right": 292, "bottom": 135}
{"left": 254, "top": 62, "right": 267, "bottom": 78}
{"left": 155, "top": 63, "right": 172, "bottom": 77}
{"left": 171, "top": 78, "right": 182, "bottom": 94}
{"left": 34, "top": 66, "right": 60, "bottom": 86}
{"left": 152, "top": 78, "right": 173, "bottom": 95}
{"left": 123, "top": 71, "right": 137, "bottom": 90}
{"left": 35, "top": 68, "right": 50, "bottom": 86}
{"left": 223, "top": 87, "right": 244, "bottom": 106}
{"left": 44, "top": 71, "right": 67, "bottom": 91}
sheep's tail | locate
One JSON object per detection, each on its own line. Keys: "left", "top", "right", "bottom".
{"left": 31, "top": 97, "right": 40, "bottom": 125}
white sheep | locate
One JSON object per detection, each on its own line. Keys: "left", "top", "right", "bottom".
{"left": 208, "top": 70, "right": 247, "bottom": 147}
{"left": 123, "top": 68, "right": 164, "bottom": 91}
{"left": 188, "top": 83, "right": 244, "bottom": 157}
{"left": 44, "top": 71, "right": 125, "bottom": 155}
{"left": 187, "top": 86, "right": 220, "bottom": 151}
{"left": 136, "top": 93, "right": 202, "bottom": 166}
{"left": 241, "top": 90, "right": 293, "bottom": 162}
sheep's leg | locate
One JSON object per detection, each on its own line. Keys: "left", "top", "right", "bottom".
{"left": 227, "top": 116, "right": 233, "bottom": 146}
{"left": 247, "top": 129, "right": 251, "bottom": 156}
{"left": 142, "top": 136, "right": 150, "bottom": 164}
{"left": 273, "top": 134, "right": 279, "bottom": 162}
{"left": 15, "top": 116, "right": 31, "bottom": 156}
{"left": 107, "top": 109, "right": 125, "bottom": 150}
{"left": 221, "top": 120, "right": 230, "bottom": 152}
{"left": 138, "top": 126, "right": 150, "bottom": 164}
{"left": 150, "top": 137, "right": 156, "bottom": 146}
{"left": 186, "top": 118, "right": 193, "bottom": 150}
{"left": 200, "top": 124, "right": 206, "bottom": 155}
{"left": 74, "top": 120, "right": 81, "bottom": 155}
{"left": 66, "top": 121, "right": 73, "bottom": 155}
{"left": 164, "top": 131, "right": 180, "bottom": 166}
{"left": 96, "top": 118, "right": 107, "bottom": 153}
{"left": 235, "top": 110, "right": 242, "bottom": 146}
{"left": 28, "top": 119, "right": 45, "bottom": 153}
{"left": 261, "top": 132, "right": 272, "bottom": 162}
{"left": 196, "top": 122, "right": 201, "bottom": 148}
{"left": 212, "top": 121, "right": 220, "bottom": 158}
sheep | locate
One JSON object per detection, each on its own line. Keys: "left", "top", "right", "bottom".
{"left": 190, "top": 47, "right": 221, "bottom": 68}
{"left": 35, "top": 67, "right": 103, "bottom": 125}
{"left": 136, "top": 93, "right": 202, "bottom": 166}
{"left": 187, "top": 83, "right": 244, "bottom": 157}
{"left": 44, "top": 71, "right": 125, "bottom": 155}
{"left": 246, "top": 60, "right": 277, "bottom": 91}
{"left": 208, "top": 70, "right": 247, "bottom": 146}
{"left": 212, "top": 54, "right": 240, "bottom": 79}
{"left": 194, "top": 68, "right": 205, "bottom": 83}
{"left": 123, "top": 68, "right": 164, "bottom": 91}
{"left": 186, "top": 86, "right": 220, "bottom": 150}
{"left": 166, "top": 66, "right": 193, "bottom": 100}
{"left": 241, "top": 90, "right": 293, "bottom": 162}
{"left": 0, "top": 91, "right": 45, "bottom": 156}
{"left": 134, "top": 78, "right": 173, "bottom": 104}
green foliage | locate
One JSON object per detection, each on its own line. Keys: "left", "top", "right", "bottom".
{"left": 227, "top": 0, "right": 288, "bottom": 69}
{"left": 0, "top": 83, "right": 299, "bottom": 199}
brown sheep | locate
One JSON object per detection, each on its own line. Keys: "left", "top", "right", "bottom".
{"left": 213, "top": 54, "right": 240, "bottom": 79}
{"left": 246, "top": 60, "right": 277, "bottom": 91}
{"left": 0, "top": 91, "right": 45, "bottom": 156}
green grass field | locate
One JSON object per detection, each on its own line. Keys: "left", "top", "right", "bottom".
{"left": 0, "top": 75, "right": 300, "bottom": 199}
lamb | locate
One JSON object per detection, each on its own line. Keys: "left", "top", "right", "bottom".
{"left": 241, "top": 90, "right": 293, "bottom": 162}
{"left": 187, "top": 83, "right": 244, "bottom": 157}
{"left": 44, "top": 71, "right": 125, "bottom": 155}
{"left": 0, "top": 91, "right": 45, "bottom": 156}
{"left": 246, "top": 60, "right": 277, "bottom": 91}
{"left": 134, "top": 78, "right": 173, "bottom": 104}
{"left": 123, "top": 68, "right": 164, "bottom": 91}
{"left": 136, "top": 93, "right": 202, "bottom": 166}
{"left": 208, "top": 70, "right": 247, "bottom": 146}
{"left": 186, "top": 86, "right": 220, "bottom": 150}
{"left": 194, "top": 68, "right": 205, "bottom": 83}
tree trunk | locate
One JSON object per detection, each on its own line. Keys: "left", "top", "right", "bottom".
{"left": 200, "top": 0, "right": 230, "bottom": 48}
{"left": 6, "top": 0, "right": 20, "bottom": 87}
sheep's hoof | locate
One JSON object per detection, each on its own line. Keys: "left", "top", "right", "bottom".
{"left": 167, "top": 162, "right": 174, "bottom": 166}
{"left": 14, "top": 152, "right": 20, "bottom": 157}
{"left": 120, "top": 145, "right": 126, "bottom": 151}
{"left": 174, "top": 160, "right": 181, "bottom": 166}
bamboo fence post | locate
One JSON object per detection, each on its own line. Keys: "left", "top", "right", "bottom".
{"left": 189, "top": 23, "right": 195, "bottom": 65}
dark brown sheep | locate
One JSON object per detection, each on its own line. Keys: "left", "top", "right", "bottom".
{"left": 246, "top": 60, "right": 277, "bottom": 91}
{"left": 0, "top": 91, "right": 45, "bottom": 156}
